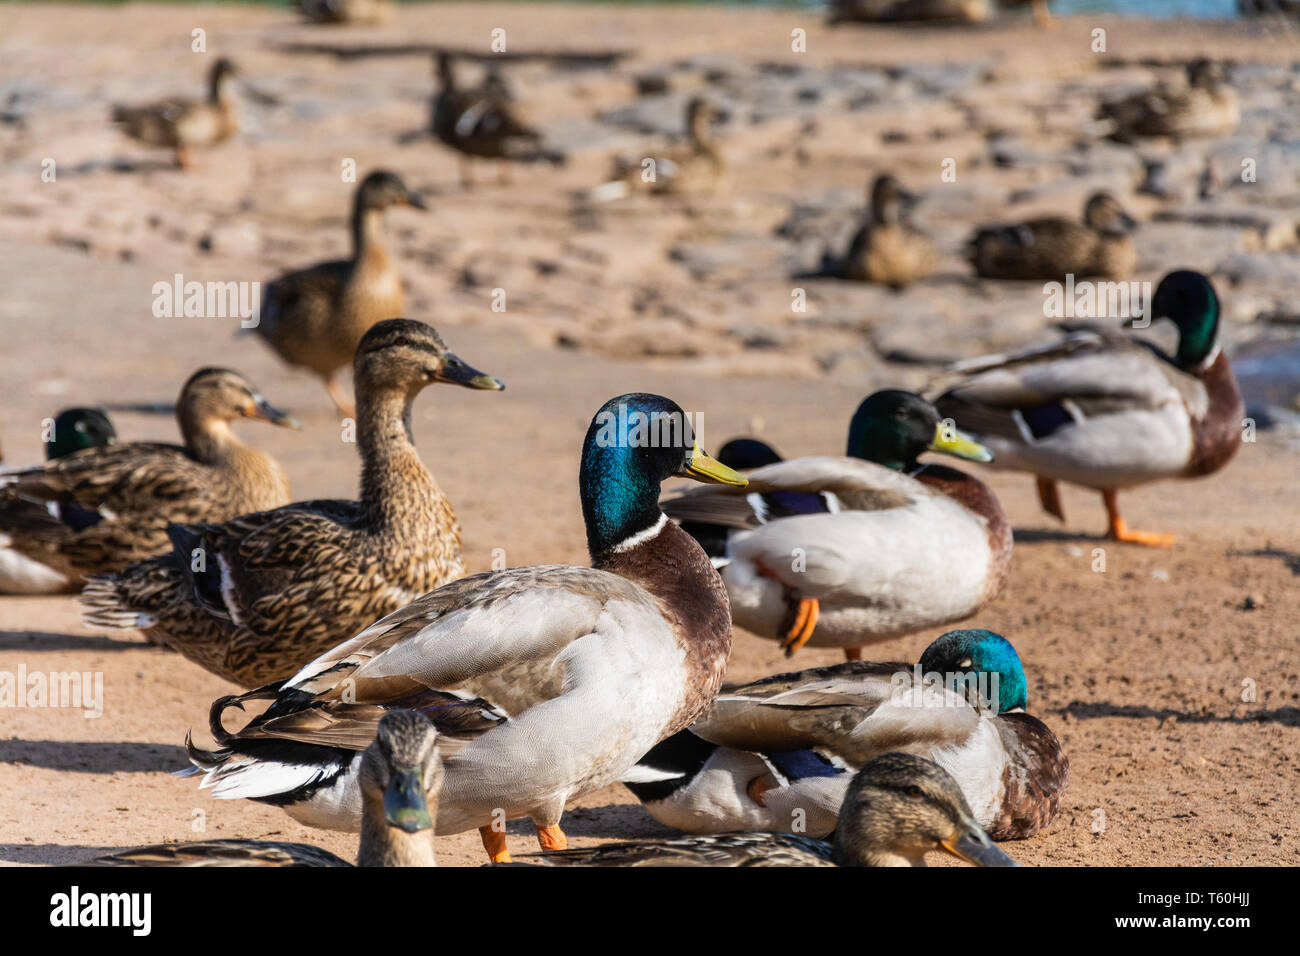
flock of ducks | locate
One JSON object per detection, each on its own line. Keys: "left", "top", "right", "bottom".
{"left": 0, "top": 16, "right": 1254, "bottom": 868}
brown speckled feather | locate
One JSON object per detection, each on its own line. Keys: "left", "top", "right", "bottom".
{"left": 989, "top": 712, "right": 1069, "bottom": 840}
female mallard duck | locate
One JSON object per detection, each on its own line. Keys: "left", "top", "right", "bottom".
{"left": 431, "top": 54, "right": 563, "bottom": 187}
{"left": 181, "top": 392, "right": 746, "bottom": 862}
{"left": 837, "top": 174, "right": 938, "bottom": 288}
{"left": 969, "top": 191, "right": 1137, "bottom": 281}
{"left": 296, "top": 0, "right": 393, "bottom": 24}
{"left": 1, "top": 371, "right": 295, "bottom": 585}
{"left": 534, "top": 753, "right": 1018, "bottom": 867}
{"left": 0, "top": 409, "right": 116, "bottom": 594}
{"left": 661, "top": 390, "right": 1011, "bottom": 659}
{"left": 650, "top": 628, "right": 1068, "bottom": 841}
{"left": 932, "top": 270, "right": 1242, "bottom": 546}
{"left": 586, "top": 98, "right": 727, "bottom": 203}
{"left": 1098, "top": 58, "right": 1239, "bottom": 143}
{"left": 81, "top": 321, "right": 503, "bottom": 686}
{"left": 85, "top": 710, "right": 441, "bottom": 868}
{"left": 252, "top": 170, "right": 426, "bottom": 418}
{"left": 828, "top": 0, "right": 1050, "bottom": 26}
{"left": 111, "top": 57, "right": 240, "bottom": 169}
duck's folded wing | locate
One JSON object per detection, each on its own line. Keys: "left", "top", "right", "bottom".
{"left": 1, "top": 443, "right": 201, "bottom": 510}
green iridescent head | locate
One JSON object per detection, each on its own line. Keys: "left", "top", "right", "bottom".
{"left": 919, "top": 628, "right": 1028, "bottom": 714}
{"left": 47, "top": 408, "right": 116, "bottom": 461}
{"left": 1143, "top": 270, "right": 1221, "bottom": 369}
{"left": 846, "top": 390, "right": 992, "bottom": 472}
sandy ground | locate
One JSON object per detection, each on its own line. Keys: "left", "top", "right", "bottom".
{"left": 1, "top": 3, "right": 1298, "bottom": 867}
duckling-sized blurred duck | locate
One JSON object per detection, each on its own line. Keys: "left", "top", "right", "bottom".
{"left": 662, "top": 390, "right": 1011, "bottom": 659}
{"left": 836, "top": 174, "right": 938, "bottom": 287}
{"left": 181, "top": 392, "right": 746, "bottom": 862}
{"left": 635, "top": 628, "right": 1067, "bottom": 842}
{"left": 431, "top": 53, "right": 564, "bottom": 187}
{"left": 828, "top": 0, "right": 1051, "bottom": 26}
{"left": 1, "top": 372, "right": 295, "bottom": 588}
{"left": 530, "top": 753, "right": 1018, "bottom": 867}
{"left": 84, "top": 710, "right": 441, "bottom": 868}
{"left": 297, "top": 0, "right": 393, "bottom": 24}
{"left": 970, "top": 191, "right": 1137, "bottom": 281}
{"left": 1098, "top": 58, "right": 1239, "bottom": 143}
{"left": 932, "top": 270, "right": 1241, "bottom": 547}
{"left": 82, "top": 321, "right": 502, "bottom": 686}
{"left": 110, "top": 57, "right": 273, "bottom": 170}
{"left": 252, "top": 170, "right": 426, "bottom": 417}
{"left": 586, "top": 98, "right": 728, "bottom": 203}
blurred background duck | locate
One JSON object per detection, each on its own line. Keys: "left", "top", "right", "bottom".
{"left": 431, "top": 53, "right": 564, "bottom": 187}
{"left": 586, "top": 97, "right": 728, "bottom": 203}
{"left": 828, "top": 0, "right": 1051, "bottom": 26}
{"left": 529, "top": 753, "right": 1019, "bottom": 867}
{"left": 0, "top": 409, "right": 116, "bottom": 594}
{"left": 969, "top": 191, "right": 1137, "bottom": 280}
{"left": 1, "top": 371, "right": 295, "bottom": 589}
{"left": 665, "top": 628, "right": 1068, "bottom": 841}
{"left": 1098, "top": 58, "right": 1239, "bottom": 143}
{"left": 835, "top": 174, "right": 938, "bottom": 288}
{"left": 296, "top": 0, "right": 393, "bottom": 25}
{"left": 180, "top": 393, "right": 745, "bottom": 863}
{"left": 110, "top": 57, "right": 247, "bottom": 170}
{"left": 931, "top": 270, "right": 1241, "bottom": 547}
{"left": 662, "top": 390, "right": 1011, "bottom": 660}
{"left": 251, "top": 170, "right": 425, "bottom": 417}
{"left": 82, "top": 321, "right": 503, "bottom": 686}
{"left": 84, "top": 710, "right": 440, "bottom": 868}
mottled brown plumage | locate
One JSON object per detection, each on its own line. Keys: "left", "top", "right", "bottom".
{"left": 111, "top": 58, "right": 240, "bottom": 169}
{"left": 0, "top": 369, "right": 294, "bottom": 582}
{"left": 970, "top": 192, "right": 1137, "bottom": 280}
{"left": 1098, "top": 58, "right": 1239, "bottom": 143}
{"left": 589, "top": 98, "right": 726, "bottom": 202}
{"left": 839, "top": 174, "right": 939, "bottom": 287}
{"left": 80, "top": 320, "right": 504, "bottom": 686}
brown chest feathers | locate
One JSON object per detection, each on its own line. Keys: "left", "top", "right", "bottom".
{"left": 1185, "top": 351, "right": 1244, "bottom": 478}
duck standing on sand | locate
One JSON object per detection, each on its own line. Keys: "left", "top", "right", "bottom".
{"left": 969, "top": 191, "right": 1137, "bottom": 281}
{"left": 587, "top": 98, "right": 727, "bottom": 203}
{"left": 181, "top": 392, "right": 746, "bottom": 863}
{"left": 81, "top": 321, "right": 504, "bottom": 686}
{"left": 1, "top": 372, "right": 295, "bottom": 585}
{"left": 931, "top": 270, "right": 1242, "bottom": 546}
{"left": 251, "top": 171, "right": 426, "bottom": 417}
{"left": 111, "top": 58, "right": 243, "bottom": 170}
{"left": 837, "top": 174, "right": 938, "bottom": 288}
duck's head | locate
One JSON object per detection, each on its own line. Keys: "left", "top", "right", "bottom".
{"left": 717, "top": 437, "right": 782, "bottom": 470}
{"left": 1083, "top": 191, "right": 1137, "bottom": 237}
{"left": 178, "top": 368, "right": 300, "bottom": 431}
{"left": 356, "top": 169, "right": 427, "bottom": 214}
{"left": 846, "top": 390, "right": 992, "bottom": 472}
{"left": 1135, "top": 269, "right": 1221, "bottom": 369}
{"left": 360, "top": 709, "right": 443, "bottom": 835}
{"left": 354, "top": 319, "right": 504, "bottom": 399}
{"left": 47, "top": 408, "right": 116, "bottom": 461}
{"left": 580, "top": 393, "right": 746, "bottom": 556}
{"left": 686, "top": 97, "right": 723, "bottom": 140}
{"left": 833, "top": 753, "right": 1019, "bottom": 868}
{"left": 208, "top": 57, "right": 237, "bottom": 98}
{"left": 919, "top": 628, "right": 1028, "bottom": 714}
{"left": 870, "top": 174, "right": 918, "bottom": 226}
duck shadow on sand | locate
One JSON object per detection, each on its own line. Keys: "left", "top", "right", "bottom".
{"left": 1057, "top": 701, "right": 1300, "bottom": 728}
{"left": 0, "top": 630, "right": 145, "bottom": 652}
{"left": 0, "top": 739, "right": 187, "bottom": 774}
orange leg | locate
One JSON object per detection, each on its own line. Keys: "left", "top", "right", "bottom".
{"left": 479, "top": 824, "right": 511, "bottom": 863}
{"left": 843, "top": 646, "right": 863, "bottom": 661}
{"left": 780, "top": 597, "right": 820, "bottom": 658}
{"left": 1036, "top": 477, "right": 1065, "bottom": 522}
{"left": 535, "top": 824, "right": 567, "bottom": 852}
{"left": 1103, "top": 490, "right": 1175, "bottom": 547}
{"left": 746, "top": 773, "right": 777, "bottom": 807}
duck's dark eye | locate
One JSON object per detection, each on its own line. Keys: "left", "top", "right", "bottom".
{"left": 905, "top": 785, "right": 924, "bottom": 799}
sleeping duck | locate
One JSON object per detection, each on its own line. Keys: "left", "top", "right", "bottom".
{"left": 81, "top": 321, "right": 503, "bottom": 687}
{"left": 85, "top": 710, "right": 440, "bottom": 868}
{"left": 1098, "top": 58, "right": 1239, "bottom": 143}
{"left": 969, "top": 192, "right": 1137, "bottom": 281}
{"left": 533, "top": 753, "right": 1018, "bottom": 867}
{"left": 182, "top": 392, "right": 746, "bottom": 862}
{"left": 586, "top": 98, "right": 727, "bottom": 203}
{"left": 0, "top": 409, "right": 116, "bottom": 594}
{"left": 661, "top": 390, "right": 1011, "bottom": 659}
{"left": 251, "top": 170, "right": 427, "bottom": 417}
{"left": 931, "top": 270, "right": 1242, "bottom": 546}
{"left": 1, "top": 370, "right": 295, "bottom": 583}
{"left": 296, "top": 0, "right": 394, "bottom": 24}
{"left": 646, "top": 628, "right": 1068, "bottom": 842}
{"left": 111, "top": 58, "right": 241, "bottom": 170}
{"left": 837, "top": 174, "right": 939, "bottom": 288}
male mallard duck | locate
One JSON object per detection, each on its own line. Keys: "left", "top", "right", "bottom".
{"left": 182, "top": 392, "right": 746, "bottom": 862}
{"left": 932, "top": 270, "right": 1242, "bottom": 546}
{"left": 969, "top": 191, "right": 1137, "bottom": 281}
{"left": 84, "top": 710, "right": 441, "bottom": 868}
{"left": 662, "top": 390, "right": 1011, "bottom": 659}
{"left": 430, "top": 54, "right": 563, "bottom": 187}
{"left": 665, "top": 628, "right": 1068, "bottom": 841}
{"left": 81, "top": 321, "right": 503, "bottom": 686}
{"left": 586, "top": 97, "right": 727, "bottom": 203}
{"left": 252, "top": 170, "right": 426, "bottom": 418}
{"left": 1, "top": 371, "right": 294, "bottom": 585}
{"left": 0, "top": 409, "right": 117, "bottom": 594}
{"left": 111, "top": 57, "right": 240, "bottom": 169}
{"left": 1098, "top": 58, "right": 1239, "bottom": 143}
{"left": 296, "top": 0, "right": 393, "bottom": 24}
{"left": 837, "top": 174, "right": 939, "bottom": 288}
{"left": 828, "top": 0, "right": 1051, "bottom": 26}
{"left": 533, "top": 753, "right": 1018, "bottom": 867}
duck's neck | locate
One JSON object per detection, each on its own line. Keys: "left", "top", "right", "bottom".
{"left": 1175, "top": 308, "right": 1220, "bottom": 372}
{"left": 688, "top": 114, "right": 713, "bottom": 153}
{"left": 358, "top": 798, "right": 437, "bottom": 867}
{"left": 356, "top": 384, "right": 435, "bottom": 528}
{"left": 209, "top": 70, "right": 231, "bottom": 105}
{"left": 178, "top": 412, "right": 244, "bottom": 465}
{"left": 351, "top": 206, "right": 389, "bottom": 262}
